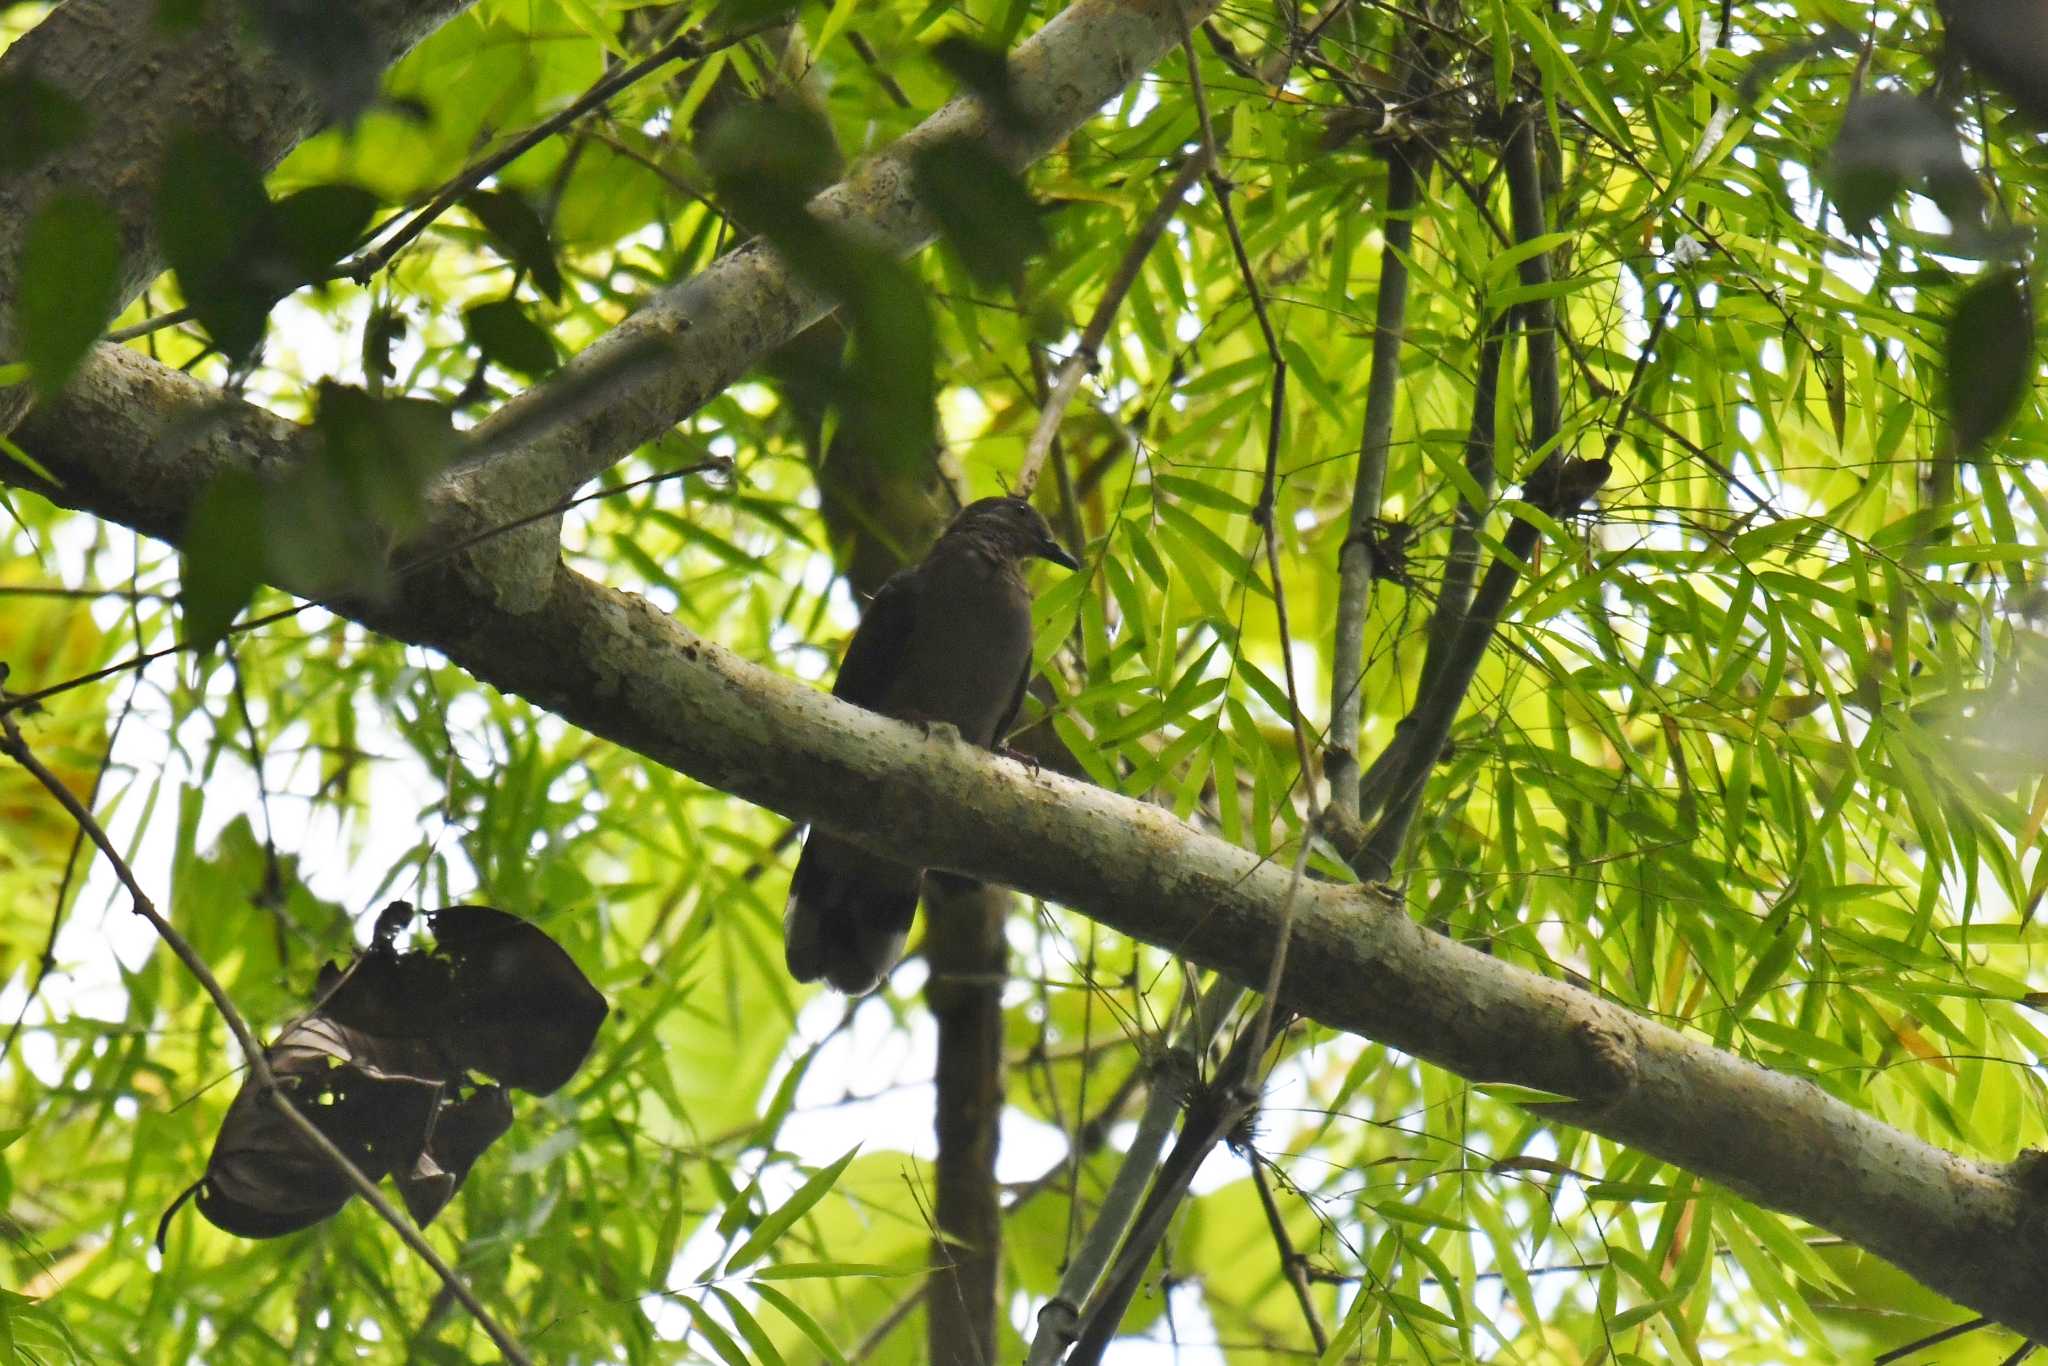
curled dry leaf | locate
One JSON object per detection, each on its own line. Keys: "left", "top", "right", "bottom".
{"left": 158, "top": 904, "right": 605, "bottom": 1248}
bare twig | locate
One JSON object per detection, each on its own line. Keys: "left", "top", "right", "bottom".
{"left": 1871, "top": 1317, "right": 1991, "bottom": 1365}
{"left": 1355, "top": 245, "right": 1671, "bottom": 873}
{"left": 96, "top": 18, "right": 781, "bottom": 350}
{"left": 1015, "top": 150, "right": 1209, "bottom": 495}
{"left": 339, "top": 20, "right": 781, "bottom": 283}
{"left": 1177, "top": 22, "right": 1309, "bottom": 1068}
{"left": 847, "top": 30, "right": 914, "bottom": 110}
{"left": 105, "top": 307, "right": 194, "bottom": 345}
{"left": 1418, "top": 312, "right": 1507, "bottom": 700}
{"left": 0, "top": 697, "right": 533, "bottom": 1365}
{"left": 1351, "top": 455, "right": 1613, "bottom": 881}
{"left": 849, "top": 1283, "right": 930, "bottom": 1362}
{"left": 1250, "top": 1156, "right": 1328, "bottom": 1354}
{"left": 1, "top": 571, "right": 146, "bottom": 1060}
{"left": 1502, "top": 105, "right": 1561, "bottom": 458}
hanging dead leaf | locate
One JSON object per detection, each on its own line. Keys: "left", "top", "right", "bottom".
{"left": 159, "top": 903, "right": 606, "bottom": 1247}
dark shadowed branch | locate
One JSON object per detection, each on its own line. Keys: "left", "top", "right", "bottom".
{"left": 1327, "top": 143, "right": 1422, "bottom": 821}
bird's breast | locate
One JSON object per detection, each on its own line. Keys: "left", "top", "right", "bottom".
{"left": 880, "top": 561, "right": 1033, "bottom": 745}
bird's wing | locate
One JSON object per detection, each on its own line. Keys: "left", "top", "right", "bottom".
{"left": 831, "top": 566, "right": 921, "bottom": 709}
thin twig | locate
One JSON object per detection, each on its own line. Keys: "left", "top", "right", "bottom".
{"left": 1003, "top": 1060, "right": 1149, "bottom": 1212}
{"left": 583, "top": 127, "right": 717, "bottom": 210}
{"left": 1, "top": 574, "right": 147, "bottom": 1060}
{"left": 105, "top": 307, "right": 194, "bottom": 345}
{"left": 1065, "top": 1011, "right": 1274, "bottom": 1363}
{"left": 1178, "top": 21, "right": 1309, "bottom": 1068}
{"left": 1249, "top": 1156, "right": 1327, "bottom": 1354}
{"left": 222, "top": 639, "right": 284, "bottom": 916}
{"left": 0, "top": 699, "right": 533, "bottom": 1365}
{"left": 1235, "top": 0, "right": 1357, "bottom": 86}
{"left": 847, "top": 30, "right": 914, "bottom": 110}
{"left": 339, "top": 20, "right": 782, "bottom": 283}
{"left": 0, "top": 584, "right": 179, "bottom": 602}
{"left": 848, "top": 1283, "right": 931, "bottom": 1362}
{"left": 1015, "top": 149, "right": 1210, "bottom": 495}
{"left": 98, "top": 18, "right": 780, "bottom": 350}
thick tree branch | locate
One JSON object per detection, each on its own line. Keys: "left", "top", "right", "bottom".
{"left": 15, "top": 356, "right": 2048, "bottom": 1344}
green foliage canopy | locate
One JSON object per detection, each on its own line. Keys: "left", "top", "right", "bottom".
{"left": 5, "top": 0, "right": 2048, "bottom": 1361}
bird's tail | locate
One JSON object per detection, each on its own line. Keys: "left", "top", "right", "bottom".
{"left": 784, "top": 833, "right": 923, "bottom": 995}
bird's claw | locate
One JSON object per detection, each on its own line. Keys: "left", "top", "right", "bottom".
{"left": 995, "top": 741, "right": 1042, "bottom": 775}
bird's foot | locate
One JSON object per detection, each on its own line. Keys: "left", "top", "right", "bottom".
{"left": 919, "top": 719, "right": 966, "bottom": 745}
{"left": 995, "top": 740, "right": 1042, "bottom": 775}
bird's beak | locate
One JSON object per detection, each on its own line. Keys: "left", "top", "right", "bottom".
{"left": 1036, "top": 537, "right": 1081, "bottom": 571}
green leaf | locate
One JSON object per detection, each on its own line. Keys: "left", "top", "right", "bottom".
{"left": 1374, "top": 1200, "right": 1474, "bottom": 1232}
{"left": 155, "top": 129, "right": 277, "bottom": 361}
{"left": 753, "top": 1283, "right": 849, "bottom": 1365}
{"left": 16, "top": 192, "right": 120, "bottom": 399}
{"left": 747, "top": 1260, "right": 921, "bottom": 1280}
{"left": 676, "top": 1295, "right": 752, "bottom": 1366}
{"left": 722, "top": 1145, "right": 860, "bottom": 1274}
{"left": 911, "top": 136, "right": 1047, "bottom": 286}
{"left": 466, "top": 298, "right": 559, "bottom": 377}
{"left": 0, "top": 74, "right": 88, "bottom": 174}
{"left": 707, "top": 1286, "right": 788, "bottom": 1366}
{"left": 1945, "top": 268, "right": 2032, "bottom": 453}
{"left": 179, "top": 470, "right": 267, "bottom": 652}
{"left": 463, "top": 190, "right": 566, "bottom": 303}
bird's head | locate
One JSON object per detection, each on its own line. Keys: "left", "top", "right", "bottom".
{"left": 945, "top": 496, "right": 1081, "bottom": 570}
